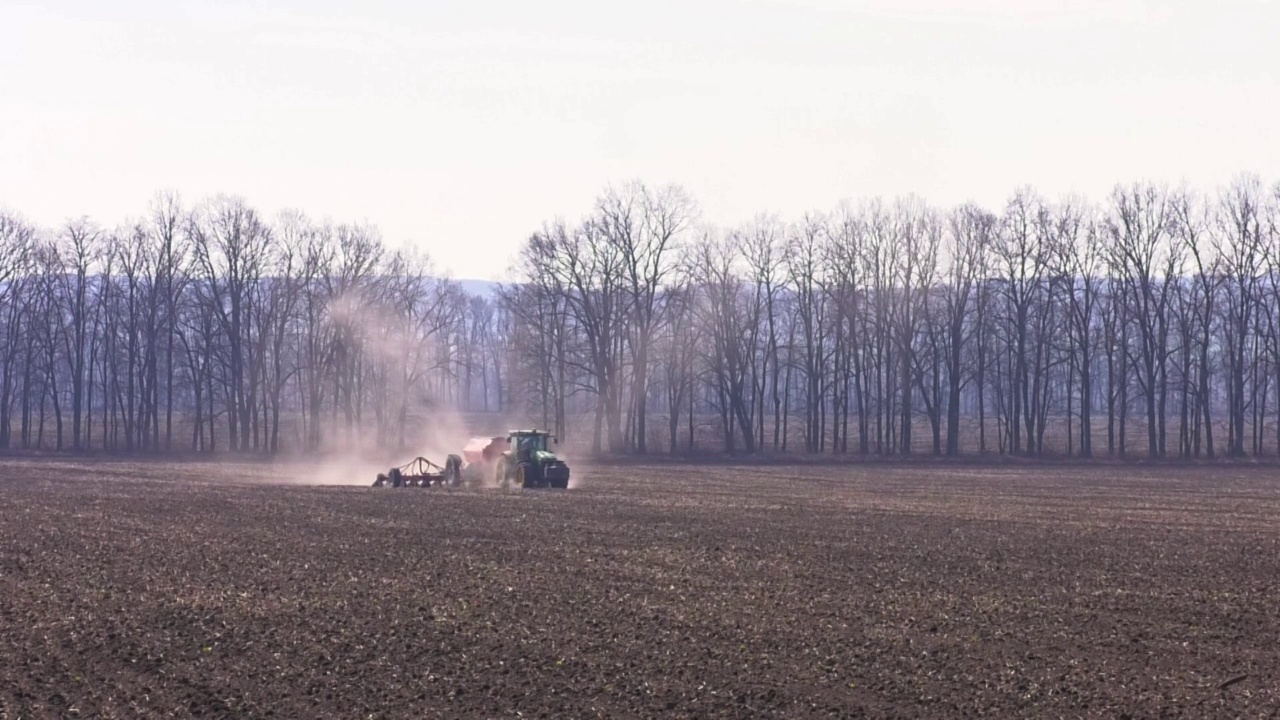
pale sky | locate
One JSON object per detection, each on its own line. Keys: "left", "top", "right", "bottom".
{"left": 2, "top": 1, "right": 1277, "bottom": 279}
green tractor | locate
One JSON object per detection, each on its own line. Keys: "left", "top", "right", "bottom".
{"left": 496, "top": 430, "right": 571, "bottom": 489}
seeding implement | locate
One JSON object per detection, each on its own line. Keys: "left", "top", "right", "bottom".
{"left": 371, "top": 455, "right": 462, "bottom": 488}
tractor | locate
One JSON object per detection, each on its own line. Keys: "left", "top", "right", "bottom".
{"left": 495, "top": 430, "right": 570, "bottom": 489}
{"left": 372, "top": 430, "right": 570, "bottom": 489}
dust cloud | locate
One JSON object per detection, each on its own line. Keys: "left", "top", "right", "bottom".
{"left": 277, "top": 289, "right": 481, "bottom": 486}
{"left": 271, "top": 286, "right": 576, "bottom": 488}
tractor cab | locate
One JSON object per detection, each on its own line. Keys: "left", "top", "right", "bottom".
{"left": 511, "top": 430, "right": 551, "bottom": 460}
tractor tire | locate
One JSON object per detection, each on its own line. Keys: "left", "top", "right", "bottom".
{"left": 444, "top": 455, "right": 463, "bottom": 486}
{"left": 550, "top": 468, "right": 569, "bottom": 490}
{"left": 516, "top": 462, "right": 535, "bottom": 489}
{"left": 495, "top": 460, "right": 510, "bottom": 488}
{"left": 388, "top": 468, "right": 403, "bottom": 488}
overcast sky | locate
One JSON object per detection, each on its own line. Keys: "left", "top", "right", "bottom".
{"left": 2, "top": 1, "right": 1277, "bottom": 279}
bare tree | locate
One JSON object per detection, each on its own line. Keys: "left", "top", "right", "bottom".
{"left": 1107, "top": 183, "right": 1178, "bottom": 458}
{"left": 941, "top": 204, "right": 992, "bottom": 455}
{"left": 0, "top": 211, "right": 35, "bottom": 449}
{"left": 1214, "top": 176, "right": 1268, "bottom": 457}
{"left": 189, "top": 197, "right": 272, "bottom": 452}
{"left": 1051, "top": 199, "right": 1103, "bottom": 457}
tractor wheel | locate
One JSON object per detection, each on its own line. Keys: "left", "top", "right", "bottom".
{"left": 389, "top": 468, "right": 403, "bottom": 488}
{"left": 516, "top": 463, "right": 534, "bottom": 489}
{"left": 495, "top": 460, "right": 509, "bottom": 488}
{"left": 445, "top": 455, "right": 463, "bottom": 486}
{"left": 550, "top": 469, "right": 569, "bottom": 490}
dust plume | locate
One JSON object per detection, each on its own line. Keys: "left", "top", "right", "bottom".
{"left": 276, "top": 280, "right": 581, "bottom": 488}
{"left": 278, "top": 286, "right": 478, "bottom": 486}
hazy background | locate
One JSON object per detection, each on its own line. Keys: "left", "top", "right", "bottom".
{"left": 2, "top": 0, "right": 1277, "bottom": 280}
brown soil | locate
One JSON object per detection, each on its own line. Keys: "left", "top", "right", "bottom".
{"left": 1, "top": 458, "right": 1278, "bottom": 718}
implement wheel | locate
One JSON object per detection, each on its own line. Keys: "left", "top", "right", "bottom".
{"left": 445, "top": 455, "right": 463, "bottom": 486}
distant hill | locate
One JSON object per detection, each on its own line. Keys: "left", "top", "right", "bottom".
{"left": 455, "top": 279, "right": 499, "bottom": 298}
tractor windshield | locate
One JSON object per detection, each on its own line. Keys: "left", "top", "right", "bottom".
{"left": 516, "top": 434, "right": 547, "bottom": 455}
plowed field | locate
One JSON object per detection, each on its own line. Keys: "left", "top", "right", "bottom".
{"left": 2, "top": 458, "right": 1279, "bottom": 718}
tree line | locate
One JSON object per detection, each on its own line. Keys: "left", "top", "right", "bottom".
{"left": 506, "top": 178, "right": 1280, "bottom": 459}
{"left": 0, "top": 194, "right": 473, "bottom": 454}
{"left": 2, "top": 177, "right": 1278, "bottom": 459}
